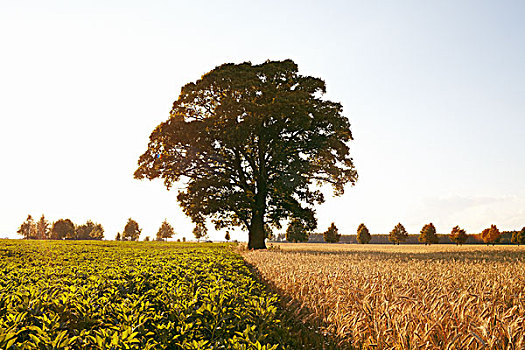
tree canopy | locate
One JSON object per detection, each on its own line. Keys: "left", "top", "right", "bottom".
{"left": 36, "top": 215, "right": 50, "bottom": 240}
{"left": 511, "top": 227, "right": 525, "bottom": 245}
{"left": 481, "top": 224, "right": 501, "bottom": 245}
{"left": 156, "top": 219, "right": 175, "bottom": 241}
{"left": 122, "top": 218, "right": 141, "bottom": 241}
{"left": 193, "top": 223, "right": 208, "bottom": 242}
{"left": 356, "top": 223, "right": 371, "bottom": 244}
{"left": 134, "top": 59, "right": 357, "bottom": 249}
{"left": 51, "top": 219, "right": 75, "bottom": 240}
{"left": 17, "top": 215, "right": 36, "bottom": 239}
{"left": 389, "top": 223, "right": 408, "bottom": 245}
{"left": 285, "top": 218, "right": 310, "bottom": 243}
{"left": 449, "top": 225, "right": 468, "bottom": 245}
{"left": 418, "top": 223, "right": 439, "bottom": 245}
{"left": 323, "top": 222, "right": 341, "bottom": 243}
{"left": 75, "top": 220, "right": 104, "bottom": 240}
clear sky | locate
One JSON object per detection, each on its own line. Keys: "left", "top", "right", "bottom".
{"left": 1, "top": 0, "right": 524, "bottom": 241}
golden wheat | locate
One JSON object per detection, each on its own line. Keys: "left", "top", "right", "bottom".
{"left": 243, "top": 244, "right": 525, "bottom": 349}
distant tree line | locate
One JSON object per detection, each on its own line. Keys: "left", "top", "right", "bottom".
{"left": 273, "top": 221, "right": 525, "bottom": 246}
{"left": 17, "top": 215, "right": 104, "bottom": 240}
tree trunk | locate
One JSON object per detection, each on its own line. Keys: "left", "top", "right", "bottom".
{"left": 248, "top": 210, "right": 266, "bottom": 249}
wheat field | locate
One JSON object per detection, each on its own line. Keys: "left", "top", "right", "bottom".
{"left": 243, "top": 244, "right": 525, "bottom": 349}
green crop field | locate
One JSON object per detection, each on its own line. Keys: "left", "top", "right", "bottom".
{"left": 0, "top": 240, "right": 294, "bottom": 350}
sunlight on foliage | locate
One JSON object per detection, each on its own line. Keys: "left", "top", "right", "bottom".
{"left": 0, "top": 241, "right": 293, "bottom": 349}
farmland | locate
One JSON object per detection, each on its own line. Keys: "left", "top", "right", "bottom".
{"left": 0, "top": 240, "right": 294, "bottom": 349}
{"left": 244, "top": 243, "right": 525, "bottom": 349}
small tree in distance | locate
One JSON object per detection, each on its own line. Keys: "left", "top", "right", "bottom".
{"left": 89, "top": 223, "right": 105, "bottom": 240}
{"left": 419, "top": 223, "right": 439, "bottom": 245}
{"left": 51, "top": 219, "right": 75, "bottom": 240}
{"left": 449, "top": 226, "right": 468, "bottom": 245}
{"left": 17, "top": 215, "right": 36, "bottom": 239}
{"left": 323, "top": 223, "right": 340, "bottom": 243}
{"left": 389, "top": 223, "right": 408, "bottom": 245}
{"left": 286, "top": 219, "right": 310, "bottom": 243}
{"left": 156, "top": 219, "right": 175, "bottom": 241}
{"left": 511, "top": 227, "right": 525, "bottom": 246}
{"left": 193, "top": 223, "right": 208, "bottom": 242}
{"left": 75, "top": 220, "right": 104, "bottom": 240}
{"left": 481, "top": 224, "right": 501, "bottom": 245}
{"left": 356, "top": 223, "right": 371, "bottom": 244}
{"left": 122, "top": 218, "right": 141, "bottom": 241}
{"left": 36, "top": 215, "right": 50, "bottom": 240}
{"left": 225, "top": 231, "right": 231, "bottom": 242}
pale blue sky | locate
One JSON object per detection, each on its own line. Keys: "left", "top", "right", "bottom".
{"left": 1, "top": 0, "right": 524, "bottom": 240}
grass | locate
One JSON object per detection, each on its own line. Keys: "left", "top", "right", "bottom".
{"left": 243, "top": 243, "right": 525, "bottom": 349}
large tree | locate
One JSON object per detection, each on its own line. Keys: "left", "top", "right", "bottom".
{"left": 135, "top": 60, "right": 357, "bottom": 249}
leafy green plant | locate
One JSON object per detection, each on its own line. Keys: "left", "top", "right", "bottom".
{"left": 0, "top": 240, "right": 294, "bottom": 349}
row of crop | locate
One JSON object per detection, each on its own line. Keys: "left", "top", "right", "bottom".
{"left": 0, "top": 241, "right": 294, "bottom": 349}
{"left": 243, "top": 245, "right": 525, "bottom": 349}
